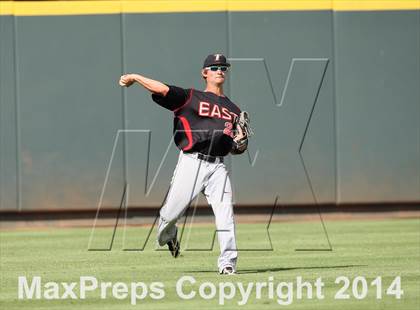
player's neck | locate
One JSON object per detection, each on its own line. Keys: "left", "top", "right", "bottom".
{"left": 204, "top": 84, "right": 224, "bottom": 97}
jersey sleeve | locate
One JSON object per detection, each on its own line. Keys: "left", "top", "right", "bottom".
{"left": 151, "top": 85, "right": 190, "bottom": 111}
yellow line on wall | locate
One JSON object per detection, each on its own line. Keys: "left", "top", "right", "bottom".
{"left": 333, "top": 0, "right": 420, "bottom": 11}
{"left": 0, "top": 0, "right": 419, "bottom": 16}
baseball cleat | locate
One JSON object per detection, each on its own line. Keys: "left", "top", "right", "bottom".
{"left": 167, "top": 238, "right": 180, "bottom": 258}
{"left": 220, "top": 266, "right": 236, "bottom": 275}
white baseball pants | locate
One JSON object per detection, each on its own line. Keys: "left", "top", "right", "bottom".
{"left": 157, "top": 151, "right": 238, "bottom": 273}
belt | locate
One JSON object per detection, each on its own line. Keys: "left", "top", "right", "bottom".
{"left": 191, "top": 153, "right": 224, "bottom": 163}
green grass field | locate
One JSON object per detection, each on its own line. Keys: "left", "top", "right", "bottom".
{"left": 1, "top": 218, "right": 419, "bottom": 309}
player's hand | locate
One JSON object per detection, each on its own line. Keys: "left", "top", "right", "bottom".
{"left": 119, "top": 74, "right": 135, "bottom": 87}
{"left": 233, "top": 124, "right": 246, "bottom": 142}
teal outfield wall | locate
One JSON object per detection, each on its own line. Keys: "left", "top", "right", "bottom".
{"left": 0, "top": 10, "right": 419, "bottom": 210}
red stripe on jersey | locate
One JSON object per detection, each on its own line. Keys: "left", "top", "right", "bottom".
{"left": 173, "top": 88, "right": 194, "bottom": 114}
{"left": 178, "top": 116, "right": 193, "bottom": 151}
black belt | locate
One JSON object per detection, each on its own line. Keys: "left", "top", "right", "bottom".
{"left": 197, "top": 153, "right": 224, "bottom": 163}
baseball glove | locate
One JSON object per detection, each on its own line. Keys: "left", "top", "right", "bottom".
{"left": 231, "top": 111, "right": 253, "bottom": 154}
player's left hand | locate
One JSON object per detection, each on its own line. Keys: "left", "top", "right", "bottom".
{"left": 233, "top": 111, "right": 253, "bottom": 141}
{"left": 233, "top": 124, "right": 246, "bottom": 142}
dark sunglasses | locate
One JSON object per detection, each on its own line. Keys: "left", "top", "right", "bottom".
{"left": 206, "top": 66, "right": 229, "bottom": 72}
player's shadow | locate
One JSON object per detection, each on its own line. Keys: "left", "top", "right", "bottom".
{"left": 185, "top": 264, "right": 367, "bottom": 274}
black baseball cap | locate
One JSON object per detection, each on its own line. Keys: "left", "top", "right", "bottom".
{"left": 203, "top": 53, "right": 231, "bottom": 68}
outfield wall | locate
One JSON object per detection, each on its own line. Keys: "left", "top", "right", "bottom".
{"left": 1, "top": 1, "right": 419, "bottom": 210}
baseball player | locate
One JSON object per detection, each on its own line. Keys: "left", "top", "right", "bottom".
{"left": 119, "top": 54, "right": 250, "bottom": 275}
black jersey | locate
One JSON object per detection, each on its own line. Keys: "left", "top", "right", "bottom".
{"left": 152, "top": 85, "right": 242, "bottom": 156}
